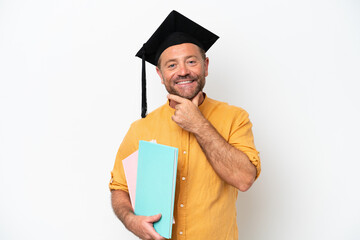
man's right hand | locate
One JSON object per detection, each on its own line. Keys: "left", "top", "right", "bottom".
{"left": 111, "top": 190, "right": 166, "bottom": 240}
{"left": 126, "top": 213, "right": 165, "bottom": 240}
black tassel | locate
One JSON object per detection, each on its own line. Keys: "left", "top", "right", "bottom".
{"left": 141, "top": 45, "right": 147, "bottom": 118}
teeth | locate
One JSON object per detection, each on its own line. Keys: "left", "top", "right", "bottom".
{"left": 177, "top": 80, "right": 193, "bottom": 85}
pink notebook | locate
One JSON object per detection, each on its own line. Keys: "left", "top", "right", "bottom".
{"left": 122, "top": 140, "right": 156, "bottom": 210}
{"left": 122, "top": 150, "right": 138, "bottom": 210}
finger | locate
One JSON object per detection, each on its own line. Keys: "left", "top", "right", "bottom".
{"left": 167, "top": 94, "right": 187, "bottom": 104}
{"left": 191, "top": 91, "right": 202, "bottom": 106}
{"left": 150, "top": 231, "right": 166, "bottom": 240}
{"left": 171, "top": 115, "right": 179, "bottom": 123}
{"left": 144, "top": 215, "right": 165, "bottom": 240}
{"left": 147, "top": 213, "right": 162, "bottom": 223}
{"left": 144, "top": 225, "right": 165, "bottom": 240}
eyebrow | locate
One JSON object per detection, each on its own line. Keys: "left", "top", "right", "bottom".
{"left": 163, "top": 55, "right": 199, "bottom": 66}
{"left": 163, "top": 58, "right": 177, "bottom": 66}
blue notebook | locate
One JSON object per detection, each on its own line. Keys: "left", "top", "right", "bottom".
{"left": 134, "top": 140, "right": 178, "bottom": 239}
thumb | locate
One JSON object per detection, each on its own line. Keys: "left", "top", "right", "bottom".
{"left": 148, "top": 213, "right": 162, "bottom": 223}
{"left": 192, "top": 91, "right": 202, "bottom": 106}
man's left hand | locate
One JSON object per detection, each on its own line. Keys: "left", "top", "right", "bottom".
{"left": 167, "top": 92, "right": 207, "bottom": 133}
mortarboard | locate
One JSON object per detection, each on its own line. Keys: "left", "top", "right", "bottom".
{"left": 135, "top": 10, "right": 219, "bottom": 118}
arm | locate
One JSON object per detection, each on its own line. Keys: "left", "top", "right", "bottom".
{"left": 111, "top": 189, "right": 165, "bottom": 240}
{"left": 192, "top": 119, "right": 256, "bottom": 191}
{"left": 168, "top": 92, "right": 257, "bottom": 191}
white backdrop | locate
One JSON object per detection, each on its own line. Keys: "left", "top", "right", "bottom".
{"left": 1, "top": 0, "right": 359, "bottom": 239}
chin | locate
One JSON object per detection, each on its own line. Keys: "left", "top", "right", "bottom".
{"left": 167, "top": 85, "right": 202, "bottom": 99}
{"left": 180, "top": 91, "right": 201, "bottom": 100}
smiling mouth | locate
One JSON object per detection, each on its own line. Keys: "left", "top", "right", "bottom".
{"left": 176, "top": 80, "right": 195, "bottom": 85}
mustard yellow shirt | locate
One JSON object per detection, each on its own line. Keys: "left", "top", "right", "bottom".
{"left": 109, "top": 96, "right": 261, "bottom": 240}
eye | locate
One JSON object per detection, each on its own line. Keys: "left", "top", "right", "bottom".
{"left": 187, "top": 59, "right": 197, "bottom": 65}
{"left": 168, "top": 63, "right": 176, "bottom": 69}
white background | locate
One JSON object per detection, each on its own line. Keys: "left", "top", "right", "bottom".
{"left": 1, "top": 0, "right": 359, "bottom": 239}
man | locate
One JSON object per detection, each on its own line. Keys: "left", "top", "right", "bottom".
{"left": 109, "top": 10, "right": 261, "bottom": 240}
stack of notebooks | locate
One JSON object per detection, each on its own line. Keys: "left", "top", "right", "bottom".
{"left": 123, "top": 140, "right": 178, "bottom": 239}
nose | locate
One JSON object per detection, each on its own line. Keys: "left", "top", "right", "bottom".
{"left": 177, "top": 62, "right": 190, "bottom": 77}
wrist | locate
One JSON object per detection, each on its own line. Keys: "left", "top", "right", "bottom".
{"left": 123, "top": 209, "right": 136, "bottom": 230}
{"left": 193, "top": 118, "right": 211, "bottom": 137}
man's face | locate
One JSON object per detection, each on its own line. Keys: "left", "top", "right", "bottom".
{"left": 156, "top": 43, "right": 209, "bottom": 100}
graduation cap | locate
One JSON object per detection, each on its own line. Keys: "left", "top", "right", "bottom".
{"left": 135, "top": 10, "right": 219, "bottom": 118}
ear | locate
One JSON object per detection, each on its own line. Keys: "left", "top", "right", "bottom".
{"left": 204, "top": 57, "right": 209, "bottom": 77}
{"left": 156, "top": 67, "right": 164, "bottom": 84}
